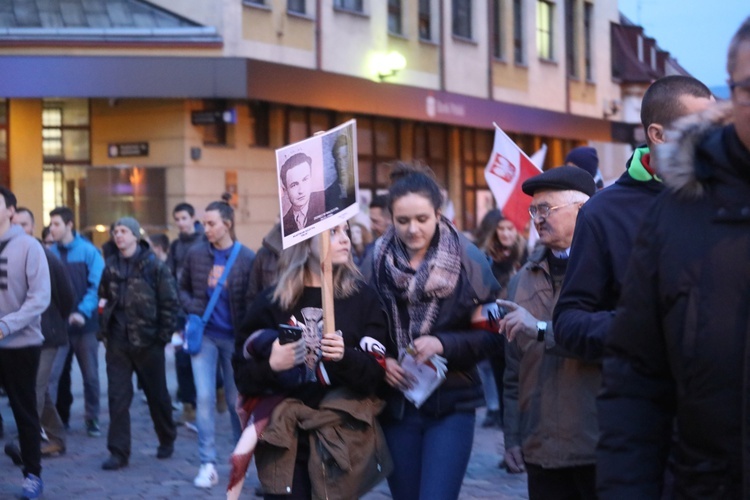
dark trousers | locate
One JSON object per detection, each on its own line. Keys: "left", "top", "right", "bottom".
{"left": 55, "top": 347, "right": 74, "bottom": 425}
{"left": 526, "top": 463, "right": 597, "bottom": 500}
{"left": 174, "top": 349, "right": 195, "bottom": 405}
{"left": 0, "top": 346, "right": 42, "bottom": 477}
{"left": 105, "top": 338, "right": 176, "bottom": 460}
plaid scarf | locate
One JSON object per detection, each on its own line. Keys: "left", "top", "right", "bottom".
{"left": 373, "top": 216, "right": 462, "bottom": 351}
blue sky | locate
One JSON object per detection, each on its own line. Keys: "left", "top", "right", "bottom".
{"left": 617, "top": 0, "right": 748, "bottom": 88}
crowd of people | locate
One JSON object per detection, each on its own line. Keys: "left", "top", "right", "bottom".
{"left": 0, "top": 16, "right": 749, "bottom": 500}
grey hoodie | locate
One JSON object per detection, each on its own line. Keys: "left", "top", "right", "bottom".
{"left": 0, "top": 224, "right": 50, "bottom": 347}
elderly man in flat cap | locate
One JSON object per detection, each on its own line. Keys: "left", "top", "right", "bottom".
{"left": 499, "top": 166, "right": 599, "bottom": 500}
{"left": 97, "top": 217, "right": 178, "bottom": 471}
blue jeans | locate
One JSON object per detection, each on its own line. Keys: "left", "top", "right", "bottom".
{"left": 49, "top": 332, "right": 100, "bottom": 421}
{"left": 382, "top": 404, "right": 475, "bottom": 500}
{"left": 191, "top": 335, "right": 241, "bottom": 464}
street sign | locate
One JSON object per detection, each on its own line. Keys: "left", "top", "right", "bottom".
{"left": 107, "top": 142, "right": 149, "bottom": 158}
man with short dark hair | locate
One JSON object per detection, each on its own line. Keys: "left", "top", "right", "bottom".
{"left": 280, "top": 153, "right": 325, "bottom": 236}
{"left": 47, "top": 206, "right": 105, "bottom": 437}
{"left": 500, "top": 167, "right": 597, "bottom": 499}
{"left": 368, "top": 194, "right": 391, "bottom": 240}
{"left": 0, "top": 187, "right": 50, "bottom": 499}
{"left": 552, "top": 75, "right": 714, "bottom": 362}
{"left": 597, "top": 18, "right": 750, "bottom": 497}
{"left": 98, "top": 217, "right": 178, "bottom": 471}
{"left": 166, "top": 202, "right": 205, "bottom": 430}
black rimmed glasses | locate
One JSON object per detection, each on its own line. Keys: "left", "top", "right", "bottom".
{"left": 528, "top": 202, "right": 577, "bottom": 219}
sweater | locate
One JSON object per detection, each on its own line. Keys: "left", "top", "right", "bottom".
{"left": 0, "top": 225, "right": 50, "bottom": 348}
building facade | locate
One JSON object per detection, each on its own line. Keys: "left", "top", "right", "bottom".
{"left": 1, "top": 0, "right": 636, "bottom": 247}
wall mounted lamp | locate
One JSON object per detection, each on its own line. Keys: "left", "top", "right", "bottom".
{"left": 371, "top": 51, "right": 407, "bottom": 81}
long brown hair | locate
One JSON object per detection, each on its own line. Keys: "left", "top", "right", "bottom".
{"left": 272, "top": 233, "right": 362, "bottom": 311}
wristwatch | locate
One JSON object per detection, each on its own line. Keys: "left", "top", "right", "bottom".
{"left": 536, "top": 321, "right": 547, "bottom": 342}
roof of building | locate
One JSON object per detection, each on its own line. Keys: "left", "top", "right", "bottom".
{"left": 0, "top": 0, "right": 220, "bottom": 45}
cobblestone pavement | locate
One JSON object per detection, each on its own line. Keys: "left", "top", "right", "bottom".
{"left": 0, "top": 344, "right": 528, "bottom": 499}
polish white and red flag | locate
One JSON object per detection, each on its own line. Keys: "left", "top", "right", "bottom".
{"left": 484, "top": 124, "right": 544, "bottom": 232}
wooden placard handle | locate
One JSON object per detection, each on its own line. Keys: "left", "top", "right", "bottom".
{"left": 320, "top": 229, "right": 336, "bottom": 334}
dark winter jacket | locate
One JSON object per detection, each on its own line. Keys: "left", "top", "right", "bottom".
{"left": 553, "top": 146, "right": 663, "bottom": 362}
{"left": 178, "top": 240, "right": 255, "bottom": 334}
{"left": 248, "top": 223, "right": 282, "bottom": 303}
{"left": 41, "top": 247, "right": 74, "bottom": 348}
{"left": 598, "top": 103, "right": 750, "bottom": 499}
{"left": 49, "top": 232, "right": 104, "bottom": 335}
{"left": 166, "top": 222, "right": 205, "bottom": 283}
{"left": 363, "top": 231, "right": 502, "bottom": 419}
{"left": 98, "top": 241, "right": 179, "bottom": 347}
{"left": 233, "top": 284, "right": 388, "bottom": 404}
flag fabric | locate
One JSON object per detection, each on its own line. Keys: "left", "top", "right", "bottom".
{"left": 483, "top": 125, "right": 543, "bottom": 232}
{"left": 525, "top": 144, "right": 547, "bottom": 251}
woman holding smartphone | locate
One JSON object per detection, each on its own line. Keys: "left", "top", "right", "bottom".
{"left": 233, "top": 223, "right": 390, "bottom": 499}
{"left": 362, "top": 168, "right": 501, "bottom": 500}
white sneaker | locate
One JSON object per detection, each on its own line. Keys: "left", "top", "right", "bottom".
{"left": 193, "top": 463, "right": 219, "bottom": 488}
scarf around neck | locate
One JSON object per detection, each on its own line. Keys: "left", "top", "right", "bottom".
{"left": 373, "top": 216, "right": 462, "bottom": 351}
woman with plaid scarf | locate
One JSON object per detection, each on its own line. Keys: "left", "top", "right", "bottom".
{"left": 362, "top": 168, "right": 502, "bottom": 500}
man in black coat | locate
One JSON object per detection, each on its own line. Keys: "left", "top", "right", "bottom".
{"left": 552, "top": 76, "right": 713, "bottom": 362}
{"left": 597, "top": 18, "right": 750, "bottom": 498}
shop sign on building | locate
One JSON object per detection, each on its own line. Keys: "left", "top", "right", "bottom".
{"left": 108, "top": 142, "right": 149, "bottom": 158}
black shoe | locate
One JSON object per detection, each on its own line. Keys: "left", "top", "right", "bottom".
{"left": 101, "top": 454, "right": 128, "bottom": 470}
{"left": 156, "top": 443, "right": 174, "bottom": 459}
{"left": 4, "top": 442, "right": 22, "bottom": 466}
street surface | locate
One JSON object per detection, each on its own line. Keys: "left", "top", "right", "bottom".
{"left": 0, "top": 344, "right": 528, "bottom": 499}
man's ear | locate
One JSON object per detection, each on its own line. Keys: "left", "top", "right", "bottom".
{"left": 647, "top": 123, "right": 666, "bottom": 145}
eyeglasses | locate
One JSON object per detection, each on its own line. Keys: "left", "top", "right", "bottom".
{"left": 528, "top": 202, "right": 577, "bottom": 219}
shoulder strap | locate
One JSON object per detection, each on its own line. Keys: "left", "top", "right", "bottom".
{"left": 0, "top": 240, "right": 9, "bottom": 256}
{"left": 201, "top": 242, "right": 242, "bottom": 323}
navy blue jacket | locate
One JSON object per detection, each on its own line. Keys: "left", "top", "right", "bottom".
{"left": 552, "top": 151, "right": 662, "bottom": 362}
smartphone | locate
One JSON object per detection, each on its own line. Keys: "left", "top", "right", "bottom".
{"left": 278, "top": 324, "right": 303, "bottom": 345}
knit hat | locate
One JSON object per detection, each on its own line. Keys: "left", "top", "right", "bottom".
{"left": 115, "top": 217, "right": 142, "bottom": 239}
{"left": 564, "top": 147, "right": 599, "bottom": 179}
{"left": 522, "top": 166, "right": 597, "bottom": 197}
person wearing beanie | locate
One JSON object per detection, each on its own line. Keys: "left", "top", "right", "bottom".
{"left": 98, "top": 216, "right": 179, "bottom": 470}
{"left": 498, "top": 166, "right": 598, "bottom": 499}
{"left": 114, "top": 217, "right": 141, "bottom": 240}
{"left": 564, "top": 146, "right": 603, "bottom": 190}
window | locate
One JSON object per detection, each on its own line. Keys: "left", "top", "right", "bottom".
{"left": 492, "top": 0, "right": 503, "bottom": 58}
{"left": 452, "top": 0, "right": 472, "bottom": 39}
{"left": 583, "top": 2, "right": 593, "bottom": 80}
{"left": 419, "top": 0, "right": 431, "bottom": 40}
{"left": 41, "top": 99, "right": 91, "bottom": 228}
{"left": 357, "top": 117, "right": 400, "bottom": 190}
{"left": 42, "top": 99, "right": 90, "bottom": 163}
{"left": 460, "top": 128, "right": 493, "bottom": 230}
{"left": 388, "top": 0, "right": 402, "bottom": 34}
{"left": 288, "top": 0, "right": 305, "bottom": 14}
{"left": 565, "top": 0, "right": 577, "bottom": 77}
{"left": 248, "top": 101, "right": 270, "bottom": 147}
{"left": 513, "top": 0, "right": 524, "bottom": 63}
{"left": 334, "top": 0, "right": 363, "bottom": 12}
{"left": 244, "top": 0, "right": 265, "bottom": 5}
{"left": 414, "top": 123, "right": 448, "bottom": 188}
{"left": 537, "top": 0, "right": 554, "bottom": 60}
{"left": 201, "top": 100, "right": 234, "bottom": 147}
